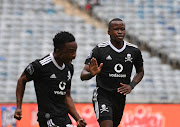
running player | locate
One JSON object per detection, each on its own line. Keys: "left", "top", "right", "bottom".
{"left": 14, "top": 31, "right": 86, "bottom": 127}
{"left": 80, "top": 18, "right": 144, "bottom": 127}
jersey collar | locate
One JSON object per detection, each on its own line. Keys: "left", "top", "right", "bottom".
{"left": 50, "top": 52, "right": 65, "bottom": 70}
{"left": 109, "top": 40, "right": 126, "bottom": 53}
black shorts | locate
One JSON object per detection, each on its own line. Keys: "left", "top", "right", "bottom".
{"left": 92, "top": 87, "right": 126, "bottom": 127}
{"left": 38, "top": 115, "right": 73, "bottom": 127}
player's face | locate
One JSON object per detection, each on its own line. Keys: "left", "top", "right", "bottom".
{"left": 59, "top": 41, "right": 77, "bottom": 64}
{"left": 108, "top": 20, "right": 125, "bottom": 42}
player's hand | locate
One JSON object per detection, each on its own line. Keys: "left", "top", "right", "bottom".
{"left": 14, "top": 108, "right": 22, "bottom": 120}
{"left": 77, "top": 118, "right": 87, "bottom": 127}
{"left": 117, "top": 83, "right": 132, "bottom": 95}
{"left": 89, "top": 57, "right": 103, "bottom": 76}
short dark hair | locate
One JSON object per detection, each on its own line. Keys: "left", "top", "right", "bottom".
{"left": 53, "top": 31, "right": 75, "bottom": 52}
{"left": 108, "top": 18, "right": 123, "bottom": 30}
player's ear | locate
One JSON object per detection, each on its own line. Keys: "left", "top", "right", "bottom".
{"left": 56, "top": 49, "right": 62, "bottom": 53}
{"left": 55, "top": 49, "right": 62, "bottom": 56}
{"left": 56, "top": 49, "right": 60, "bottom": 52}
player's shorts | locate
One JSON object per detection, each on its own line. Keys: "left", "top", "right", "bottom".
{"left": 92, "top": 87, "right": 126, "bottom": 127}
{"left": 38, "top": 115, "right": 73, "bottom": 127}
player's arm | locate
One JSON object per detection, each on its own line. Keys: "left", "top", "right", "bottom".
{"left": 117, "top": 66, "right": 144, "bottom": 95}
{"left": 131, "top": 66, "right": 144, "bottom": 86}
{"left": 65, "top": 89, "right": 87, "bottom": 127}
{"left": 14, "top": 72, "right": 28, "bottom": 120}
{"left": 80, "top": 57, "right": 103, "bottom": 81}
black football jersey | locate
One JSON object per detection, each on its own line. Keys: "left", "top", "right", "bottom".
{"left": 85, "top": 41, "right": 143, "bottom": 91}
{"left": 24, "top": 53, "right": 74, "bottom": 119}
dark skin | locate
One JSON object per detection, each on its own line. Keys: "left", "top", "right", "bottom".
{"left": 14, "top": 42, "right": 86, "bottom": 127}
{"left": 81, "top": 20, "right": 144, "bottom": 127}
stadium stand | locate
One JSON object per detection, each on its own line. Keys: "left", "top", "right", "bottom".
{"left": 71, "top": 0, "right": 180, "bottom": 103}
{"left": 72, "top": 0, "right": 180, "bottom": 68}
{"left": 0, "top": 0, "right": 180, "bottom": 103}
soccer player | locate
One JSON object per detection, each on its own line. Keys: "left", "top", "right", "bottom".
{"left": 80, "top": 18, "right": 144, "bottom": 127}
{"left": 14, "top": 31, "right": 87, "bottom": 127}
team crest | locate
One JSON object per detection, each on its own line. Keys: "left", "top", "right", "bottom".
{"left": 125, "top": 54, "right": 133, "bottom": 62}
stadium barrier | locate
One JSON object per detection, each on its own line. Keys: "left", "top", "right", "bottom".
{"left": 0, "top": 103, "right": 180, "bottom": 127}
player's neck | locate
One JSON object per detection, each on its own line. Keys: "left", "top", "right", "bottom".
{"left": 55, "top": 59, "right": 64, "bottom": 67}
{"left": 53, "top": 52, "right": 64, "bottom": 67}
{"left": 111, "top": 40, "right": 124, "bottom": 49}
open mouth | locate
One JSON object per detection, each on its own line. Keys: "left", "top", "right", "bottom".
{"left": 117, "top": 36, "right": 123, "bottom": 38}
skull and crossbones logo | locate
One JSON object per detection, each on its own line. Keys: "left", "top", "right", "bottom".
{"left": 125, "top": 53, "right": 133, "bottom": 62}
{"left": 100, "top": 104, "right": 109, "bottom": 113}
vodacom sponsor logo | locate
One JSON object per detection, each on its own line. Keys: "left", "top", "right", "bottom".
{"left": 59, "top": 81, "right": 66, "bottom": 90}
{"left": 109, "top": 64, "right": 126, "bottom": 78}
{"left": 114, "top": 64, "right": 123, "bottom": 73}
{"left": 54, "top": 81, "right": 66, "bottom": 95}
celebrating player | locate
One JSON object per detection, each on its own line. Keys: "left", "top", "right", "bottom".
{"left": 14, "top": 31, "right": 86, "bottom": 127}
{"left": 80, "top": 18, "right": 144, "bottom": 127}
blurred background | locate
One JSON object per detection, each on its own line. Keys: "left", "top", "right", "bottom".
{"left": 0, "top": 0, "right": 180, "bottom": 126}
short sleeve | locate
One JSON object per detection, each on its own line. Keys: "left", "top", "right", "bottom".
{"left": 134, "top": 49, "right": 144, "bottom": 70}
{"left": 85, "top": 46, "right": 99, "bottom": 64}
{"left": 24, "top": 60, "right": 41, "bottom": 81}
{"left": 66, "top": 64, "right": 74, "bottom": 89}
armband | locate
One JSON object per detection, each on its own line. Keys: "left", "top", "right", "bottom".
{"left": 129, "top": 81, "right": 137, "bottom": 89}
